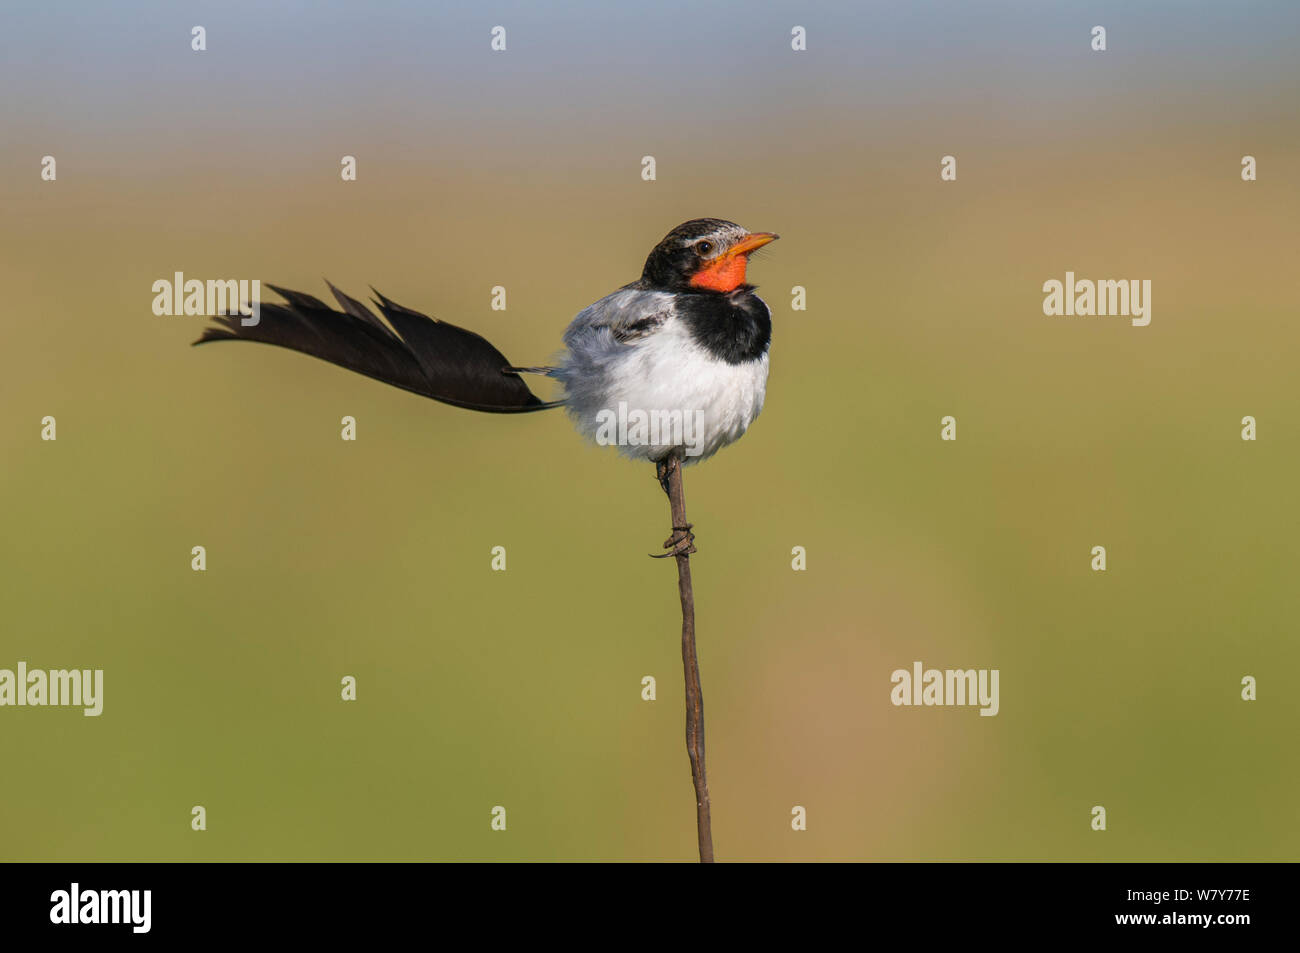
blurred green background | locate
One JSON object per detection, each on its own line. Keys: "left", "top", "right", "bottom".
{"left": 2, "top": 1, "right": 1297, "bottom": 860}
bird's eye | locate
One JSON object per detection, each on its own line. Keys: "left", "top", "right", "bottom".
{"left": 694, "top": 240, "right": 714, "bottom": 256}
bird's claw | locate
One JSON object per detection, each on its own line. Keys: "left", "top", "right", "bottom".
{"left": 656, "top": 461, "right": 673, "bottom": 496}
{"left": 649, "top": 523, "right": 696, "bottom": 558}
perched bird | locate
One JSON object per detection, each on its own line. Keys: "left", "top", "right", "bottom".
{"left": 195, "top": 218, "right": 778, "bottom": 551}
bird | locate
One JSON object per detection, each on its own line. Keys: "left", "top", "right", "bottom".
{"left": 195, "top": 218, "right": 778, "bottom": 555}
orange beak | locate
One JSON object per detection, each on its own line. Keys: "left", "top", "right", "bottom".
{"left": 728, "top": 232, "right": 779, "bottom": 256}
{"left": 688, "top": 232, "right": 779, "bottom": 292}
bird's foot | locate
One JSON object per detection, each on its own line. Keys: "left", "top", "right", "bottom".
{"left": 650, "top": 523, "right": 696, "bottom": 558}
{"left": 656, "top": 458, "right": 673, "bottom": 496}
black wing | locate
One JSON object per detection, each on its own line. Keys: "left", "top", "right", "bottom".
{"left": 194, "top": 282, "right": 558, "bottom": 414}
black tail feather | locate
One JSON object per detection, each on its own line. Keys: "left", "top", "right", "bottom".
{"left": 194, "top": 283, "right": 560, "bottom": 414}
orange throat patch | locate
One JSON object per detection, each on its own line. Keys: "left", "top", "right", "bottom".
{"left": 688, "top": 254, "right": 749, "bottom": 292}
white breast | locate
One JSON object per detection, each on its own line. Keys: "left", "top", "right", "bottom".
{"left": 558, "top": 315, "right": 768, "bottom": 464}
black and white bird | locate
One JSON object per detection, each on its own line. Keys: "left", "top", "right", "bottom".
{"left": 196, "top": 218, "right": 778, "bottom": 538}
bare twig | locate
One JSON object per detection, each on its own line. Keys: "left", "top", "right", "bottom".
{"left": 656, "top": 451, "right": 713, "bottom": 863}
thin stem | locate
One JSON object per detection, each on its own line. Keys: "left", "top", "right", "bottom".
{"left": 663, "top": 452, "right": 713, "bottom": 863}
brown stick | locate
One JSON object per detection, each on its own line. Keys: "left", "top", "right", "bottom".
{"left": 661, "top": 452, "right": 713, "bottom": 863}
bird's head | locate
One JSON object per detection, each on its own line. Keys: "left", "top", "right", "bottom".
{"left": 640, "top": 218, "right": 778, "bottom": 293}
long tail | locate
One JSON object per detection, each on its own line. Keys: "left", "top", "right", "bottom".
{"left": 193, "top": 282, "right": 562, "bottom": 414}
